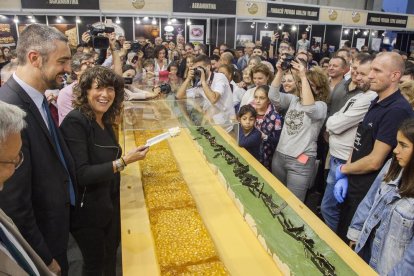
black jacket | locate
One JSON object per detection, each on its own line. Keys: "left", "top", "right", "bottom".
{"left": 0, "top": 76, "right": 77, "bottom": 265}
{"left": 60, "top": 109, "right": 121, "bottom": 229}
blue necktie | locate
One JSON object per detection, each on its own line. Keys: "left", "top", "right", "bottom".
{"left": 42, "top": 98, "right": 76, "bottom": 206}
{"left": 0, "top": 225, "right": 37, "bottom": 275}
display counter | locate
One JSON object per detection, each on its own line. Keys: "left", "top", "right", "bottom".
{"left": 119, "top": 97, "right": 376, "bottom": 276}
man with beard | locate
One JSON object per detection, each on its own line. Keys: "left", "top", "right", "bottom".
{"left": 328, "top": 54, "right": 369, "bottom": 116}
{"left": 334, "top": 52, "right": 414, "bottom": 241}
{"left": 321, "top": 54, "right": 377, "bottom": 232}
{"left": 0, "top": 24, "right": 76, "bottom": 276}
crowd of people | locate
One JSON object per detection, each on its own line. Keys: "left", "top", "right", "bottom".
{"left": 0, "top": 22, "right": 414, "bottom": 276}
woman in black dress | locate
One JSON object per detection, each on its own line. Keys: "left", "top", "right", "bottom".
{"left": 60, "top": 66, "right": 148, "bottom": 275}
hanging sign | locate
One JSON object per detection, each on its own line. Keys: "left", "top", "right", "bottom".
{"left": 267, "top": 3, "right": 320, "bottom": 21}
{"left": 21, "top": 0, "right": 99, "bottom": 10}
{"left": 366, "top": 13, "right": 407, "bottom": 28}
{"left": 173, "top": 0, "right": 236, "bottom": 15}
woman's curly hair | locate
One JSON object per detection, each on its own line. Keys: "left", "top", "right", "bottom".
{"left": 73, "top": 66, "right": 124, "bottom": 124}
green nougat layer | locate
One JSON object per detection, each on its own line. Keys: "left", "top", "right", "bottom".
{"left": 189, "top": 126, "right": 356, "bottom": 276}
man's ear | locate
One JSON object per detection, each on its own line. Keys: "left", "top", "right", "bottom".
{"left": 27, "top": 51, "right": 42, "bottom": 68}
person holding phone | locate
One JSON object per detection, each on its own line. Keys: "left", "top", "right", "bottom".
{"left": 60, "top": 66, "right": 149, "bottom": 275}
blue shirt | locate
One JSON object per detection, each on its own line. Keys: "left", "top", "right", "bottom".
{"left": 348, "top": 159, "right": 414, "bottom": 275}
{"left": 238, "top": 126, "right": 261, "bottom": 161}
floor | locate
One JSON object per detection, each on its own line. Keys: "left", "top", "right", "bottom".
{"left": 67, "top": 234, "right": 123, "bottom": 276}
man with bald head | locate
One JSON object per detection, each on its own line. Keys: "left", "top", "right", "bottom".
{"left": 334, "top": 52, "right": 414, "bottom": 241}
{"left": 237, "top": 42, "right": 254, "bottom": 70}
{"left": 219, "top": 52, "right": 234, "bottom": 66}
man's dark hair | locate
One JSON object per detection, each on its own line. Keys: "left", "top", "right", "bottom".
{"left": 331, "top": 56, "right": 348, "bottom": 68}
{"left": 404, "top": 61, "right": 414, "bottom": 78}
{"left": 238, "top": 104, "right": 257, "bottom": 118}
{"left": 223, "top": 48, "right": 235, "bottom": 57}
{"left": 210, "top": 54, "right": 220, "bottom": 62}
{"left": 185, "top": 42, "right": 194, "bottom": 49}
{"left": 357, "top": 54, "right": 374, "bottom": 65}
{"left": 343, "top": 40, "right": 351, "bottom": 48}
{"left": 336, "top": 48, "right": 351, "bottom": 59}
{"left": 193, "top": 54, "right": 211, "bottom": 66}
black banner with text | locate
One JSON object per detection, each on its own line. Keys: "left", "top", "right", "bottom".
{"left": 173, "top": 0, "right": 236, "bottom": 15}
{"left": 367, "top": 13, "right": 407, "bottom": 28}
{"left": 21, "top": 0, "right": 99, "bottom": 10}
{"left": 267, "top": 3, "right": 319, "bottom": 21}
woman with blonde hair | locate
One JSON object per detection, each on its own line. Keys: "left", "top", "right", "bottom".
{"left": 399, "top": 80, "right": 414, "bottom": 109}
{"left": 270, "top": 58, "right": 329, "bottom": 202}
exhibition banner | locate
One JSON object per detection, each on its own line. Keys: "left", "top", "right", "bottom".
{"left": 367, "top": 13, "right": 407, "bottom": 28}
{"left": 173, "top": 0, "right": 236, "bottom": 15}
{"left": 267, "top": 3, "right": 320, "bottom": 21}
{"left": 21, "top": 0, "right": 99, "bottom": 10}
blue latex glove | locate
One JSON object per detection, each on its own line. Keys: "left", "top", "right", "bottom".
{"left": 334, "top": 177, "right": 348, "bottom": 203}
{"left": 335, "top": 164, "right": 346, "bottom": 181}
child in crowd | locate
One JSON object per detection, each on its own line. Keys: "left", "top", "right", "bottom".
{"left": 348, "top": 118, "right": 414, "bottom": 275}
{"left": 167, "top": 61, "right": 179, "bottom": 76}
{"left": 238, "top": 105, "right": 261, "bottom": 161}
{"left": 142, "top": 58, "right": 155, "bottom": 78}
{"left": 253, "top": 85, "right": 283, "bottom": 170}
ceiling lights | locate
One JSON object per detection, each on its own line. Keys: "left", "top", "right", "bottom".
{"left": 115, "top": 17, "right": 121, "bottom": 24}
{"left": 135, "top": 17, "right": 141, "bottom": 24}
{"left": 152, "top": 17, "right": 157, "bottom": 25}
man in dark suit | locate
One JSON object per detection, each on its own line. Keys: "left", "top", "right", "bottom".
{"left": 0, "top": 24, "right": 76, "bottom": 275}
{"left": 0, "top": 101, "right": 53, "bottom": 276}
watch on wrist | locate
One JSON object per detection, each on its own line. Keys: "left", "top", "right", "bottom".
{"left": 115, "top": 159, "right": 125, "bottom": 172}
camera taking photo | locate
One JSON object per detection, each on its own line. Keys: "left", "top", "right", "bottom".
{"left": 159, "top": 83, "right": 172, "bottom": 94}
{"left": 281, "top": 54, "right": 295, "bottom": 71}
{"left": 87, "top": 25, "right": 115, "bottom": 49}
{"left": 193, "top": 67, "right": 206, "bottom": 87}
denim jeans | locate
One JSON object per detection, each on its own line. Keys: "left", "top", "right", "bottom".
{"left": 271, "top": 151, "right": 316, "bottom": 202}
{"left": 320, "top": 156, "right": 346, "bottom": 232}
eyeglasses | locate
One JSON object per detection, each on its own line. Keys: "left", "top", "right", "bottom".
{"left": 0, "top": 151, "right": 24, "bottom": 170}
